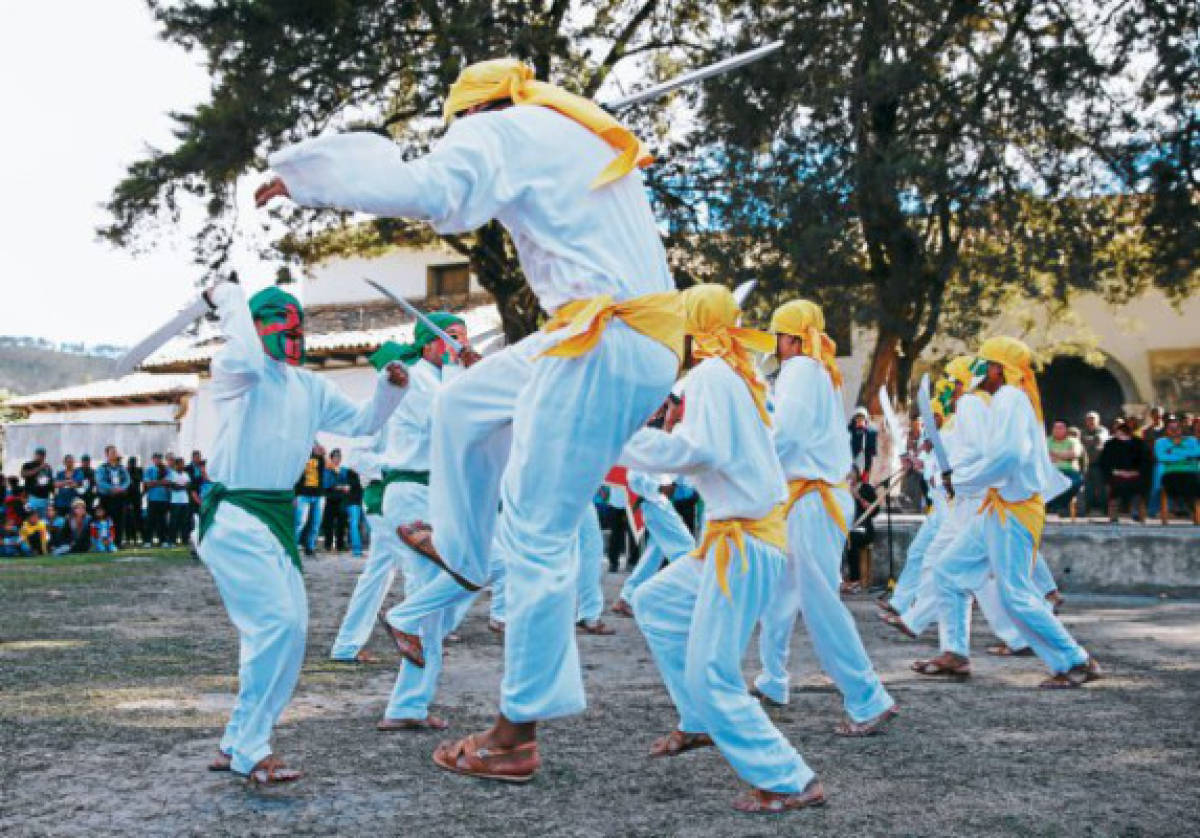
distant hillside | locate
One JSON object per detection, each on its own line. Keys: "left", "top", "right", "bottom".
{"left": 0, "top": 338, "right": 120, "bottom": 395}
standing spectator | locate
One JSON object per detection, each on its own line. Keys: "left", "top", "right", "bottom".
{"left": 344, "top": 462, "right": 365, "bottom": 557}
{"left": 1046, "top": 420, "right": 1085, "bottom": 515}
{"left": 53, "top": 454, "right": 82, "bottom": 517}
{"left": 167, "top": 456, "right": 193, "bottom": 544}
{"left": 1191, "top": 414, "right": 1200, "bottom": 441}
{"left": 96, "top": 446, "right": 131, "bottom": 547}
{"left": 1098, "top": 418, "right": 1150, "bottom": 522}
{"left": 77, "top": 454, "right": 97, "bottom": 511}
{"left": 4, "top": 477, "right": 26, "bottom": 522}
{"left": 1140, "top": 406, "right": 1166, "bottom": 516}
{"left": 126, "top": 456, "right": 145, "bottom": 546}
{"left": 186, "top": 451, "right": 205, "bottom": 537}
{"left": 142, "top": 453, "right": 171, "bottom": 546}
{"left": 91, "top": 506, "right": 116, "bottom": 552}
{"left": 1155, "top": 414, "right": 1200, "bottom": 523}
{"left": 848, "top": 407, "right": 878, "bottom": 480}
{"left": 20, "top": 509, "right": 50, "bottom": 555}
{"left": 900, "top": 415, "right": 929, "bottom": 512}
{"left": 294, "top": 443, "right": 326, "bottom": 556}
{"left": 321, "top": 449, "right": 350, "bottom": 552}
{"left": 1080, "top": 411, "right": 1110, "bottom": 516}
{"left": 19, "top": 447, "right": 54, "bottom": 518}
{"left": 844, "top": 469, "right": 878, "bottom": 593}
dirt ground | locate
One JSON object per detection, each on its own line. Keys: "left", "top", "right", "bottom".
{"left": 1, "top": 549, "right": 1198, "bottom": 837}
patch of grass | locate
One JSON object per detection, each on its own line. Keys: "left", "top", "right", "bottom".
{"left": 0, "top": 547, "right": 191, "bottom": 570}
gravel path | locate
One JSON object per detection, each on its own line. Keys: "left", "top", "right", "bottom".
{"left": 2, "top": 550, "right": 1197, "bottom": 837}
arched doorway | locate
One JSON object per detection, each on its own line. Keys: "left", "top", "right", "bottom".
{"left": 1037, "top": 356, "right": 1126, "bottom": 430}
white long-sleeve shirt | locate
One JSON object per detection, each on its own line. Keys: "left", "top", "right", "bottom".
{"left": 351, "top": 358, "right": 459, "bottom": 476}
{"left": 619, "top": 359, "right": 786, "bottom": 522}
{"left": 269, "top": 106, "right": 673, "bottom": 314}
{"left": 205, "top": 283, "right": 407, "bottom": 491}
{"left": 772, "top": 355, "right": 852, "bottom": 485}
{"left": 953, "top": 385, "right": 1070, "bottom": 503}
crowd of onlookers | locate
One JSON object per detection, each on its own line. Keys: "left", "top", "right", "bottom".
{"left": 1044, "top": 407, "right": 1199, "bottom": 523}
{"left": 2, "top": 446, "right": 211, "bottom": 557}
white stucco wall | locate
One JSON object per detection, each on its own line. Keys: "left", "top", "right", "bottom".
{"left": 302, "top": 246, "right": 481, "bottom": 306}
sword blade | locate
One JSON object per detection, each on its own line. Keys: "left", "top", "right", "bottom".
{"left": 917, "top": 374, "right": 952, "bottom": 475}
{"left": 363, "top": 278, "right": 463, "bottom": 353}
{"left": 732, "top": 279, "right": 757, "bottom": 307}
{"left": 112, "top": 296, "right": 211, "bottom": 378}
{"left": 878, "top": 386, "right": 905, "bottom": 451}
{"left": 604, "top": 40, "right": 784, "bottom": 111}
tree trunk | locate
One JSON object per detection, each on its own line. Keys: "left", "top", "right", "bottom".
{"left": 859, "top": 327, "right": 903, "bottom": 412}
{"left": 469, "top": 221, "right": 542, "bottom": 343}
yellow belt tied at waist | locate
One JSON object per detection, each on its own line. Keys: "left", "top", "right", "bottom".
{"left": 538, "top": 291, "right": 685, "bottom": 362}
{"left": 785, "top": 478, "right": 848, "bottom": 535}
{"left": 978, "top": 489, "right": 1045, "bottom": 566}
{"left": 691, "top": 505, "right": 788, "bottom": 598}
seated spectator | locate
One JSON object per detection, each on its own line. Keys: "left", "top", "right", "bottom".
{"left": 1, "top": 510, "right": 25, "bottom": 557}
{"left": 53, "top": 499, "right": 93, "bottom": 555}
{"left": 91, "top": 506, "right": 117, "bottom": 553}
{"left": 1047, "top": 419, "right": 1085, "bottom": 515}
{"left": 1099, "top": 418, "right": 1150, "bottom": 522}
{"left": 5, "top": 476, "right": 28, "bottom": 521}
{"left": 1155, "top": 414, "right": 1200, "bottom": 524}
{"left": 843, "top": 470, "right": 878, "bottom": 594}
{"left": 19, "top": 509, "right": 50, "bottom": 556}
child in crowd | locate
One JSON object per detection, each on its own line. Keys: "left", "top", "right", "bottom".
{"left": 1, "top": 509, "right": 25, "bottom": 557}
{"left": 20, "top": 509, "right": 50, "bottom": 556}
{"left": 91, "top": 506, "right": 117, "bottom": 553}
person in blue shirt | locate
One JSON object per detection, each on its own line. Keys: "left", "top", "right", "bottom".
{"left": 142, "top": 453, "right": 172, "bottom": 545}
{"left": 53, "top": 454, "right": 83, "bottom": 516}
{"left": 96, "top": 446, "right": 132, "bottom": 548}
{"left": 1154, "top": 414, "right": 1199, "bottom": 522}
{"left": 320, "top": 449, "right": 354, "bottom": 552}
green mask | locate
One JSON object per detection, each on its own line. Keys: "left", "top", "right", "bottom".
{"left": 250, "top": 287, "right": 305, "bottom": 366}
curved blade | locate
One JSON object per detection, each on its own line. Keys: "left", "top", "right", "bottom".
{"left": 604, "top": 41, "right": 784, "bottom": 111}
{"left": 877, "top": 386, "right": 905, "bottom": 449}
{"left": 732, "top": 279, "right": 757, "bottom": 307}
{"left": 111, "top": 296, "right": 209, "bottom": 378}
{"left": 364, "top": 278, "right": 462, "bottom": 353}
{"left": 917, "top": 374, "right": 952, "bottom": 474}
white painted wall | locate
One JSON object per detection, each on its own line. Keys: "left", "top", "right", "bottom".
{"left": 302, "top": 246, "right": 481, "bottom": 306}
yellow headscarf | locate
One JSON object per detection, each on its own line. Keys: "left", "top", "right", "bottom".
{"left": 443, "top": 58, "right": 652, "bottom": 189}
{"left": 945, "top": 355, "right": 975, "bottom": 387}
{"left": 769, "top": 299, "right": 844, "bottom": 389}
{"left": 978, "top": 336, "right": 1044, "bottom": 423}
{"left": 684, "top": 284, "right": 775, "bottom": 425}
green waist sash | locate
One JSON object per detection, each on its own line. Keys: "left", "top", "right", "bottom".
{"left": 364, "top": 469, "right": 430, "bottom": 515}
{"left": 199, "top": 484, "right": 301, "bottom": 571}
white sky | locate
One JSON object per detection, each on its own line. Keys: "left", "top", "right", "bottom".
{"left": 0, "top": 1, "right": 276, "bottom": 346}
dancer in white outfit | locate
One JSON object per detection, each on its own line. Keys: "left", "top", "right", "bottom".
{"left": 261, "top": 60, "right": 685, "bottom": 780}
{"left": 197, "top": 282, "right": 407, "bottom": 784}
{"left": 751, "top": 300, "right": 896, "bottom": 735}
{"left": 914, "top": 337, "right": 1101, "bottom": 688}
{"left": 611, "top": 466, "right": 696, "bottom": 616}
{"left": 624, "top": 284, "right": 824, "bottom": 815}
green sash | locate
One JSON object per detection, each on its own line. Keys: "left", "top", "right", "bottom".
{"left": 199, "top": 484, "right": 301, "bottom": 571}
{"left": 363, "top": 470, "right": 430, "bottom": 515}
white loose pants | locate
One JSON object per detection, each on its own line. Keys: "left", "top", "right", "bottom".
{"left": 619, "top": 493, "right": 695, "bottom": 604}
{"left": 200, "top": 504, "right": 307, "bottom": 775}
{"left": 936, "top": 513, "right": 1088, "bottom": 673}
{"left": 889, "top": 508, "right": 943, "bottom": 613}
{"left": 634, "top": 542, "right": 815, "bottom": 794}
{"left": 576, "top": 504, "right": 606, "bottom": 623}
{"left": 755, "top": 491, "right": 894, "bottom": 721}
{"left": 329, "top": 513, "right": 402, "bottom": 660}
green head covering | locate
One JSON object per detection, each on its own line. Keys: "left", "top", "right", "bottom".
{"left": 249, "top": 287, "right": 306, "bottom": 366}
{"left": 369, "top": 311, "right": 465, "bottom": 369}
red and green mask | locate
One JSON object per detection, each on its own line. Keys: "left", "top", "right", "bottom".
{"left": 249, "top": 287, "right": 305, "bottom": 366}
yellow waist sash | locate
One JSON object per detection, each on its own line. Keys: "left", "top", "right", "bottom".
{"left": 538, "top": 291, "right": 684, "bottom": 362}
{"left": 786, "top": 478, "right": 848, "bottom": 535}
{"left": 691, "top": 505, "right": 788, "bottom": 598}
{"left": 978, "top": 489, "right": 1045, "bottom": 565}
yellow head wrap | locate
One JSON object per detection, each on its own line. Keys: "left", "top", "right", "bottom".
{"left": 683, "top": 284, "right": 775, "bottom": 425}
{"left": 945, "top": 355, "right": 975, "bottom": 387}
{"left": 978, "top": 336, "right": 1044, "bottom": 423}
{"left": 443, "top": 58, "right": 652, "bottom": 189}
{"left": 769, "top": 300, "right": 844, "bottom": 389}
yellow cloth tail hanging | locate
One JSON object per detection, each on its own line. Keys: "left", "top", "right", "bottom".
{"left": 978, "top": 489, "right": 1045, "bottom": 566}
{"left": 538, "top": 291, "right": 685, "bottom": 363}
{"left": 443, "top": 58, "right": 652, "bottom": 189}
{"left": 691, "top": 505, "right": 788, "bottom": 598}
{"left": 801, "top": 327, "right": 843, "bottom": 390}
{"left": 786, "top": 478, "right": 848, "bottom": 535}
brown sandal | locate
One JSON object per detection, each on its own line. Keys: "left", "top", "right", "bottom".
{"left": 377, "top": 611, "right": 425, "bottom": 668}
{"left": 878, "top": 611, "right": 917, "bottom": 638}
{"left": 377, "top": 715, "right": 449, "bottom": 732}
{"left": 1040, "top": 656, "right": 1102, "bottom": 690}
{"left": 649, "top": 730, "right": 715, "bottom": 758}
{"left": 875, "top": 596, "right": 899, "bottom": 616}
{"left": 487, "top": 618, "right": 506, "bottom": 635}
{"left": 432, "top": 734, "right": 540, "bottom": 783}
{"left": 731, "top": 779, "right": 826, "bottom": 813}
{"left": 610, "top": 599, "right": 635, "bottom": 618}
{"left": 911, "top": 654, "right": 971, "bottom": 680}
{"left": 207, "top": 749, "right": 232, "bottom": 771}
{"left": 748, "top": 686, "right": 785, "bottom": 707}
{"left": 986, "top": 643, "right": 1034, "bottom": 657}
{"left": 577, "top": 619, "right": 616, "bottom": 636}
{"left": 397, "top": 521, "right": 482, "bottom": 592}
{"left": 834, "top": 704, "right": 899, "bottom": 737}
{"left": 243, "top": 755, "right": 303, "bottom": 786}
